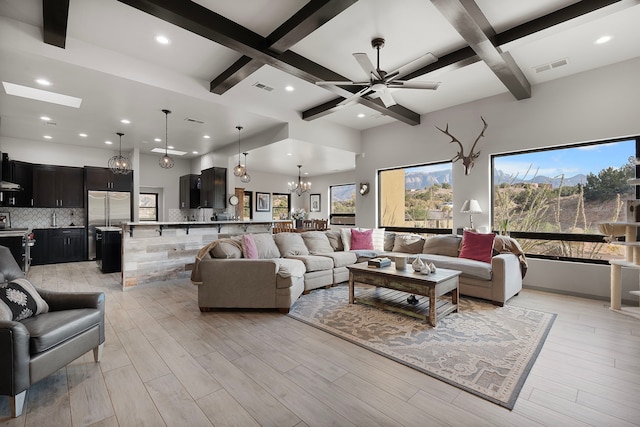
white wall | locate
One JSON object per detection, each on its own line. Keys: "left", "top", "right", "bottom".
{"left": 358, "top": 56, "right": 640, "bottom": 301}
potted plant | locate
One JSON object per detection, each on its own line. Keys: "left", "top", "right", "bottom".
{"left": 292, "top": 208, "right": 307, "bottom": 228}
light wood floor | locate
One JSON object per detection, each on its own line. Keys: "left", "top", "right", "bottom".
{"left": 1, "top": 261, "right": 639, "bottom": 427}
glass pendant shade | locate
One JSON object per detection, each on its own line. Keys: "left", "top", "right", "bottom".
{"left": 159, "top": 109, "right": 174, "bottom": 169}
{"left": 108, "top": 132, "right": 132, "bottom": 174}
{"left": 288, "top": 165, "right": 311, "bottom": 196}
{"left": 240, "top": 152, "right": 251, "bottom": 183}
{"left": 233, "top": 125, "right": 245, "bottom": 177}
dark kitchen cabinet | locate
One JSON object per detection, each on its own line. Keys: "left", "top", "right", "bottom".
{"left": 0, "top": 160, "right": 33, "bottom": 207}
{"left": 32, "top": 228, "right": 86, "bottom": 265}
{"left": 179, "top": 174, "right": 200, "bottom": 209}
{"left": 33, "top": 165, "right": 84, "bottom": 208}
{"left": 200, "top": 167, "right": 226, "bottom": 209}
{"left": 85, "top": 166, "right": 133, "bottom": 191}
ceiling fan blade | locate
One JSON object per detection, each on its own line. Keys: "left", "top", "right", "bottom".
{"left": 385, "top": 52, "right": 438, "bottom": 82}
{"left": 378, "top": 88, "right": 396, "bottom": 107}
{"left": 337, "top": 86, "right": 373, "bottom": 107}
{"left": 315, "top": 81, "right": 368, "bottom": 86}
{"left": 353, "top": 53, "right": 381, "bottom": 80}
{"left": 387, "top": 80, "right": 441, "bottom": 90}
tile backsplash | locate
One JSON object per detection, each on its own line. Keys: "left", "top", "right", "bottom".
{"left": 3, "top": 207, "right": 84, "bottom": 228}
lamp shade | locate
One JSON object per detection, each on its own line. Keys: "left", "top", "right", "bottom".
{"left": 460, "top": 199, "right": 482, "bottom": 214}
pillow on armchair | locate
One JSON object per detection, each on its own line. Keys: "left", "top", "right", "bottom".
{"left": 0, "top": 278, "right": 49, "bottom": 321}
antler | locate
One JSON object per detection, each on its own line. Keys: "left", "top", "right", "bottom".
{"left": 434, "top": 123, "right": 466, "bottom": 162}
{"left": 435, "top": 117, "right": 488, "bottom": 175}
{"left": 468, "top": 116, "right": 488, "bottom": 160}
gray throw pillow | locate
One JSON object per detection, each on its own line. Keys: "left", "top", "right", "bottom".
{"left": 251, "top": 233, "right": 282, "bottom": 259}
{"left": 210, "top": 239, "right": 243, "bottom": 259}
{"left": 274, "top": 233, "right": 310, "bottom": 257}
{"left": 392, "top": 234, "right": 425, "bottom": 254}
{"left": 325, "top": 230, "right": 344, "bottom": 251}
{"left": 300, "top": 231, "right": 334, "bottom": 254}
{"left": 422, "top": 234, "right": 462, "bottom": 257}
{"left": 383, "top": 231, "right": 396, "bottom": 251}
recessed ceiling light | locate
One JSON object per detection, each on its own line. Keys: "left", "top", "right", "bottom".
{"left": 192, "top": 151, "right": 199, "bottom": 154}
{"left": 155, "top": 35, "right": 170, "bottom": 45}
{"left": 43, "top": 135, "right": 52, "bottom": 139}
{"left": 35, "top": 78, "right": 51, "bottom": 86}
{"left": 304, "top": 172, "right": 309, "bottom": 175}
{"left": 151, "top": 147, "right": 186, "bottom": 156}
{"left": 285, "top": 85, "right": 295, "bottom": 92}
{"left": 3, "top": 82, "right": 82, "bottom": 108}
{"left": 594, "top": 35, "right": 612, "bottom": 45}
{"left": 167, "top": 145, "right": 174, "bottom": 149}
{"left": 287, "top": 153, "right": 292, "bottom": 156}
{"left": 79, "top": 133, "right": 88, "bottom": 137}
{"left": 154, "top": 137, "right": 162, "bottom": 142}
{"left": 357, "top": 113, "right": 365, "bottom": 118}
{"left": 105, "top": 140, "right": 113, "bottom": 145}
{"left": 40, "top": 116, "right": 51, "bottom": 121}
{"left": 120, "top": 119, "right": 131, "bottom": 124}
{"left": 203, "top": 135, "right": 210, "bottom": 139}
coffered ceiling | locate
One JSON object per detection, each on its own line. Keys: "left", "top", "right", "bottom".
{"left": 0, "top": 0, "right": 639, "bottom": 176}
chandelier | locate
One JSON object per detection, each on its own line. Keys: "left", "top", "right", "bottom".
{"left": 233, "top": 125, "right": 245, "bottom": 177}
{"left": 159, "top": 109, "right": 174, "bottom": 169}
{"left": 108, "top": 132, "right": 132, "bottom": 174}
{"left": 288, "top": 165, "right": 311, "bottom": 196}
{"left": 240, "top": 152, "right": 251, "bottom": 183}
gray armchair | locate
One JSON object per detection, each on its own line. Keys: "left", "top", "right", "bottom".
{"left": 0, "top": 246, "right": 105, "bottom": 417}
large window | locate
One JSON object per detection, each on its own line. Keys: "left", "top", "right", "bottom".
{"left": 492, "top": 137, "right": 637, "bottom": 262}
{"left": 272, "top": 193, "right": 291, "bottom": 220}
{"left": 139, "top": 193, "right": 158, "bottom": 221}
{"left": 330, "top": 184, "right": 356, "bottom": 225}
{"left": 379, "top": 162, "right": 453, "bottom": 230}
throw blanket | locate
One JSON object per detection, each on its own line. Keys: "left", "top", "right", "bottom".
{"left": 493, "top": 235, "right": 528, "bottom": 278}
{"left": 190, "top": 239, "right": 242, "bottom": 285}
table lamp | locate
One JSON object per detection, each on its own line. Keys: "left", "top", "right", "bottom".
{"left": 460, "top": 199, "right": 482, "bottom": 230}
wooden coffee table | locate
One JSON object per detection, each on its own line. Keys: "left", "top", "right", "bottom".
{"left": 347, "top": 262, "right": 461, "bottom": 326}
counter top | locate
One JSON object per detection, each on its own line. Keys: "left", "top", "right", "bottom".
{"left": 0, "top": 229, "right": 31, "bottom": 237}
{"left": 96, "top": 226, "right": 123, "bottom": 231}
{"left": 34, "top": 226, "right": 86, "bottom": 230}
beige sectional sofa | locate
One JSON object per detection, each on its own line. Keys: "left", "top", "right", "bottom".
{"left": 191, "top": 230, "right": 526, "bottom": 313}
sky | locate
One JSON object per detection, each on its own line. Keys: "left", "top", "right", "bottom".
{"left": 407, "top": 139, "right": 635, "bottom": 179}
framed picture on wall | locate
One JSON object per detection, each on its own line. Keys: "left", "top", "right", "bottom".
{"left": 256, "top": 192, "right": 271, "bottom": 211}
{"left": 310, "top": 194, "right": 321, "bottom": 212}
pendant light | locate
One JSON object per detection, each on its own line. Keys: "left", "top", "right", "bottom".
{"left": 240, "top": 152, "right": 251, "bottom": 183}
{"left": 108, "top": 132, "right": 132, "bottom": 174}
{"left": 159, "top": 109, "right": 174, "bottom": 169}
{"left": 288, "top": 165, "right": 311, "bottom": 196}
{"left": 233, "top": 125, "right": 245, "bottom": 177}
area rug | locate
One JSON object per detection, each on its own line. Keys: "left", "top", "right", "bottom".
{"left": 288, "top": 284, "right": 555, "bottom": 409}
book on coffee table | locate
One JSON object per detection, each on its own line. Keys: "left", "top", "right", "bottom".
{"left": 368, "top": 257, "right": 391, "bottom": 268}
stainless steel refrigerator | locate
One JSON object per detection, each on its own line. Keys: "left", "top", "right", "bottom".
{"left": 88, "top": 191, "right": 131, "bottom": 259}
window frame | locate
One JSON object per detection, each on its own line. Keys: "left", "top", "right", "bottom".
{"left": 271, "top": 192, "right": 291, "bottom": 220}
{"left": 243, "top": 190, "right": 253, "bottom": 220}
{"left": 329, "top": 183, "right": 356, "bottom": 225}
{"left": 377, "top": 160, "right": 454, "bottom": 233}
{"left": 139, "top": 192, "right": 158, "bottom": 222}
{"left": 491, "top": 135, "right": 639, "bottom": 264}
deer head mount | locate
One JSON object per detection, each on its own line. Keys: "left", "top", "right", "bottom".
{"left": 435, "top": 116, "right": 488, "bottom": 175}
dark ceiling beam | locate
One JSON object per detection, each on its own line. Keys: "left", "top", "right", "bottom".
{"left": 118, "top": 0, "right": 421, "bottom": 125}
{"left": 211, "top": 0, "right": 358, "bottom": 95}
{"left": 430, "top": 0, "right": 531, "bottom": 100}
{"left": 42, "top": 0, "right": 69, "bottom": 48}
{"left": 304, "top": 0, "right": 630, "bottom": 120}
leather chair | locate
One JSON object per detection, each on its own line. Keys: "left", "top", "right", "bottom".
{"left": 0, "top": 246, "right": 105, "bottom": 417}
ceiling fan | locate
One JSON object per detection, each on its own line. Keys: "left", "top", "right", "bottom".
{"left": 316, "top": 38, "right": 440, "bottom": 108}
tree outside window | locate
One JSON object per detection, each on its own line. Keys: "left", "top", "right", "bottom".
{"left": 272, "top": 193, "right": 290, "bottom": 220}
{"left": 330, "top": 184, "right": 356, "bottom": 225}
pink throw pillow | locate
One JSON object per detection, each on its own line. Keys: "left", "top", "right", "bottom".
{"left": 350, "top": 228, "right": 374, "bottom": 250}
{"left": 242, "top": 234, "right": 259, "bottom": 259}
{"left": 459, "top": 230, "right": 495, "bottom": 264}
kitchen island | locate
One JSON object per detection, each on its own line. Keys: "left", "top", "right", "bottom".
{"left": 121, "top": 220, "right": 290, "bottom": 289}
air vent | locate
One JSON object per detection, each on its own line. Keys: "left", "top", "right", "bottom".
{"left": 253, "top": 81, "right": 274, "bottom": 92}
{"left": 534, "top": 58, "right": 569, "bottom": 73}
{"left": 185, "top": 117, "right": 204, "bottom": 124}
